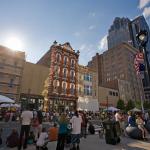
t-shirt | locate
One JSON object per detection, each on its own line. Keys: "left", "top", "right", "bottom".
{"left": 70, "top": 116, "right": 82, "bottom": 134}
{"left": 115, "top": 113, "right": 121, "bottom": 122}
{"left": 36, "top": 132, "right": 48, "bottom": 146}
{"left": 48, "top": 127, "right": 58, "bottom": 141}
{"left": 21, "top": 111, "right": 33, "bottom": 125}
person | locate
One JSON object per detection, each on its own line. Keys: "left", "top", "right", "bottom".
{"left": 81, "top": 112, "right": 88, "bottom": 138}
{"left": 18, "top": 106, "right": 33, "bottom": 150}
{"left": 6, "top": 128, "right": 19, "bottom": 148}
{"left": 70, "top": 111, "right": 82, "bottom": 150}
{"left": 36, "top": 127, "right": 48, "bottom": 150}
{"left": 56, "top": 113, "right": 69, "bottom": 150}
{"left": 88, "top": 122, "right": 95, "bottom": 134}
{"left": 136, "top": 115, "right": 148, "bottom": 140}
{"left": 48, "top": 123, "right": 58, "bottom": 142}
{"left": 128, "top": 111, "right": 136, "bottom": 127}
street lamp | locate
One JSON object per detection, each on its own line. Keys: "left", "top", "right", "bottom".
{"left": 136, "top": 30, "right": 150, "bottom": 113}
{"left": 136, "top": 30, "right": 150, "bottom": 86}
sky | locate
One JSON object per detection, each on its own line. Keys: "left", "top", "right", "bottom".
{"left": 0, "top": 0, "right": 150, "bottom": 65}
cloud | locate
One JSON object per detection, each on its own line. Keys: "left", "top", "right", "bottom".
{"left": 79, "top": 43, "right": 98, "bottom": 65}
{"left": 138, "top": 0, "right": 150, "bottom": 9}
{"left": 143, "top": 7, "right": 150, "bottom": 18}
{"left": 98, "top": 35, "right": 108, "bottom": 53}
{"left": 88, "top": 25, "right": 96, "bottom": 30}
{"left": 89, "top": 12, "right": 96, "bottom": 17}
{"left": 73, "top": 32, "right": 81, "bottom": 37}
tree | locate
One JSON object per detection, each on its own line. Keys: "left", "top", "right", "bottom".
{"left": 116, "top": 99, "right": 125, "bottom": 110}
{"left": 143, "top": 101, "right": 150, "bottom": 110}
{"left": 135, "top": 100, "right": 142, "bottom": 109}
{"left": 126, "top": 100, "right": 135, "bottom": 111}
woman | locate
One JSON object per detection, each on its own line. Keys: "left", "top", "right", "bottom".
{"left": 136, "top": 115, "right": 148, "bottom": 140}
{"left": 56, "top": 113, "right": 69, "bottom": 150}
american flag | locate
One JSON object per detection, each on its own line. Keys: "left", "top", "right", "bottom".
{"left": 134, "top": 52, "right": 144, "bottom": 77}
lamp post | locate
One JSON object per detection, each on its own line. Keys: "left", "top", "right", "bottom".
{"left": 136, "top": 30, "right": 150, "bottom": 86}
{"left": 136, "top": 30, "right": 150, "bottom": 113}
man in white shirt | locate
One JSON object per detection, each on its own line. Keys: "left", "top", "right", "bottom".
{"left": 70, "top": 111, "right": 82, "bottom": 150}
{"left": 18, "top": 106, "right": 33, "bottom": 150}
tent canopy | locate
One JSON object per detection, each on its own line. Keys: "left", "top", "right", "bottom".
{"left": 130, "top": 107, "right": 141, "bottom": 112}
{"left": 0, "top": 103, "right": 20, "bottom": 108}
{"left": 104, "top": 106, "right": 120, "bottom": 112}
{"left": 0, "top": 95, "right": 15, "bottom": 104}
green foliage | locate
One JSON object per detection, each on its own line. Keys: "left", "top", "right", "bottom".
{"left": 126, "top": 100, "right": 135, "bottom": 111}
{"left": 143, "top": 101, "right": 150, "bottom": 110}
{"left": 116, "top": 99, "right": 125, "bottom": 110}
{"left": 135, "top": 100, "right": 142, "bottom": 109}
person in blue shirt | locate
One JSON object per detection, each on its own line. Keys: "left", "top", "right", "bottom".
{"left": 128, "top": 111, "right": 136, "bottom": 127}
{"left": 56, "top": 113, "right": 69, "bottom": 150}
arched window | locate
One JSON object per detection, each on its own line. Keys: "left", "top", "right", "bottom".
{"left": 70, "top": 70, "right": 75, "bottom": 80}
{"left": 53, "top": 80, "right": 59, "bottom": 93}
{"left": 56, "top": 53, "right": 61, "bottom": 63}
{"left": 70, "top": 84, "right": 75, "bottom": 95}
{"left": 63, "top": 68, "right": 68, "bottom": 78}
{"left": 64, "top": 56, "right": 68, "bottom": 66}
{"left": 54, "top": 66, "right": 60, "bottom": 77}
{"left": 62, "top": 82, "right": 67, "bottom": 94}
{"left": 71, "top": 59, "right": 75, "bottom": 67}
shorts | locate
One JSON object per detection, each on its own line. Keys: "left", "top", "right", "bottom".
{"left": 71, "top": 134, "right": 80, "bottom": 144}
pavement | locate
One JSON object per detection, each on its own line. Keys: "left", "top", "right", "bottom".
{"left": 0, "top": 121, "right": 150, "bottom": 150}
{"left": 1, "top": 134, "right": 150, "bottom": 150}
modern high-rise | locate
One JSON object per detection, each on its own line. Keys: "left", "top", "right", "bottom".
{"left": 107, "top": 15, "right": 150, "bottom": 100}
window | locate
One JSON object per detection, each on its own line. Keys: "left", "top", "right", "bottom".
{"left": 63, "top": 68, "right": 67, "bottom": 78}
{"left": 109, "top": 91, "right": 112, "bottom": 95}
{"left": 70, "top": 84, "right": 75, "bottom": 95}
{"left": 71, "top": 59, "right": 75, "bottom": 67}
{"left": 64, "top": 56, "right": 68, "bottom": 65}
{"left": 62, "top": 82, "right": 66, "bottom": 94}
{"left": 84, "top": 74, "right": 92, "bottom": 81}
{"left": 54, "top": 66, "right": 60, "bottom": 77}
{"left": 84, "top": 85, "right": 92, "bottom": 96}
{"left": 56, "top": 53, "right": 61, "bottom": 63}
{"left": 53, "top": 80, "right": 59, "bottom": 92}
{"left": 116, "top": 92, "right": 118, "bottom": 96}
{"left": 113, "top": 92, "right": 115, "bottom": 96}
{"left": 9, "top": 79, "right": 14, "bottom": 88}
{"left": 70, "top": 70, "right": 74, "bottom": 80}
{"left": 14, "top": 61, "right": 18, "bottom": 67}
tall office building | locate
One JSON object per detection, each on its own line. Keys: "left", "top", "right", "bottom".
{"left": 107, "top": 16, "right": 150, "bottom": 100}
{"left": 108, "top": 16, "right": 150, "bottom": 63}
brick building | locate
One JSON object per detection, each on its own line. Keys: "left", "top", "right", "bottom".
{"left": 37, "top": 41, "right": 80, "bottom": 111}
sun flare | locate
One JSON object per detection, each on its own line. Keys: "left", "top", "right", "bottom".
{"left": 4, "top": 37, "right": 23, "bottom": 51}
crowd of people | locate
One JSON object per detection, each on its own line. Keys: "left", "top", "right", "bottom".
{"left": 0, "top": 106, "right": 150, "bottom": 150}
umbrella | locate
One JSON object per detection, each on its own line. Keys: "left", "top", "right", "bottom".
{"left": 0, "top": 95, "right": 15, "bottom": 104}
{"left": 130, "top": 107, "right": 141, "bottom": 112}
{"left": 0, "top": 103, "right": 20, "bottom": 108}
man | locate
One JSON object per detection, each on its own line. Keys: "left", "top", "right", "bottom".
{"left": 18, "top": 106, "right": 33, "bottom": 150}
{"left": 70, "top": 111, "right": 82, "bottom": 150}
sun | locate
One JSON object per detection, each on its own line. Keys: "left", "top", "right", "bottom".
{"left": 4, "top": 37, "right": 23, "bottom": 51}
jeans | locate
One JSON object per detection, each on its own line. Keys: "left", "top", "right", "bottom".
{"left": 56, "top": 133, "right": 66, "bottom": 150}
{"left": 18, "top": 125, "right": 30, "bottom": 150}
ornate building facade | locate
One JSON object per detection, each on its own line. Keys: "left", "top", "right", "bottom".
{"left": 37, "top": 41, "right": 80, "bottom": 111}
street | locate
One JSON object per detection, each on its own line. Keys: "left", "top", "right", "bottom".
{"left": 0, "top": 121, "right": 150, "bottom": 150}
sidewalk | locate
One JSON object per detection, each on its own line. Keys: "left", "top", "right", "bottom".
{"left": 1, "top": 134, "right": 150, "bottom": 150}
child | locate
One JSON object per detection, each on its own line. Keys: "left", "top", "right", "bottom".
{"left": 36, "top": 128, "right": 48, "bottom": 150}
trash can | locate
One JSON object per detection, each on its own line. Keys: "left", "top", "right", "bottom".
{"left": 103, "top": 120, "right": 121, "bottom": 145}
